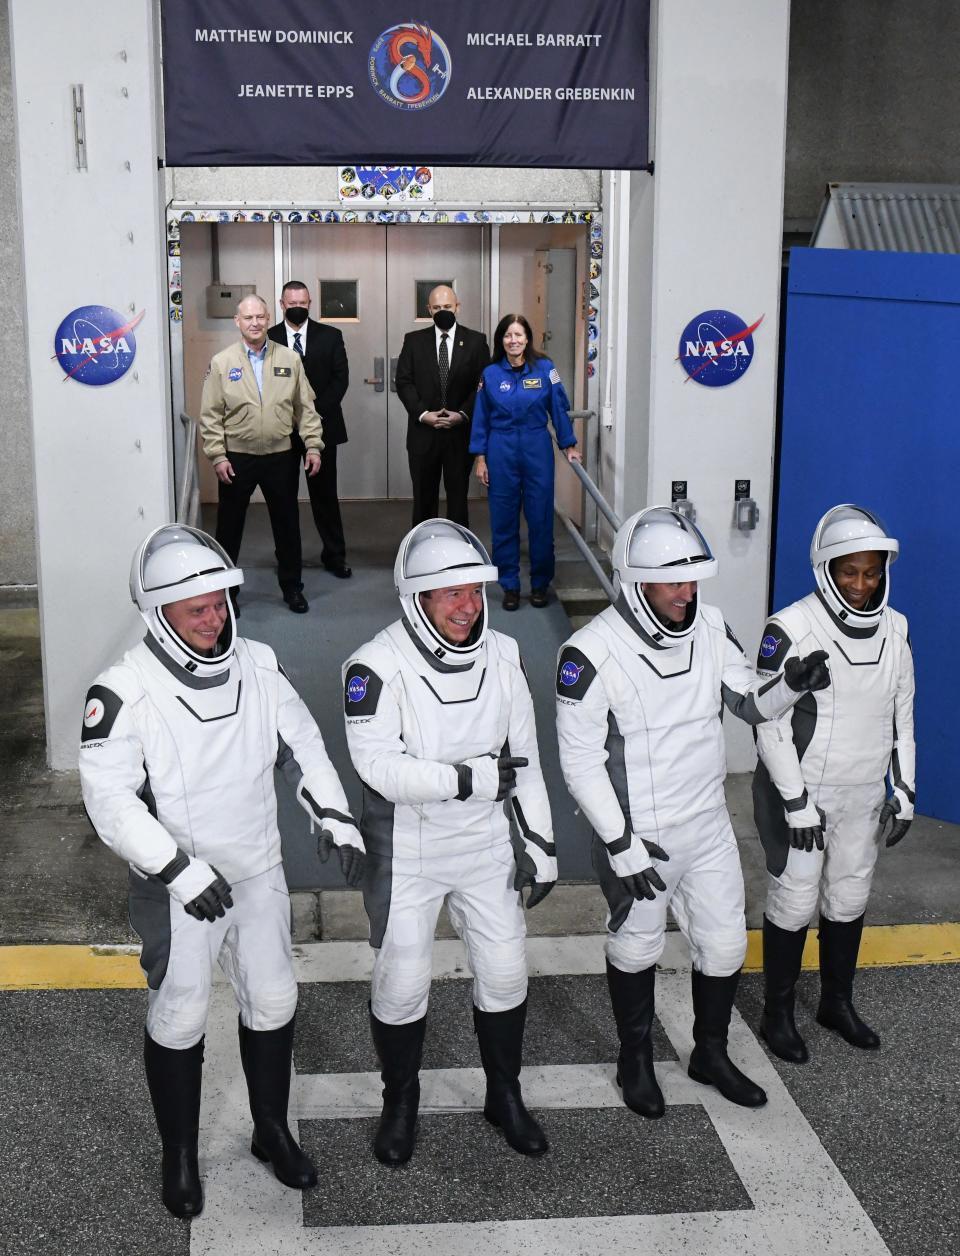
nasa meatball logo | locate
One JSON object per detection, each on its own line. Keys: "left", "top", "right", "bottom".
{"left": 760, "top": 634, "right": 781, "bottom": 659}
{"left": 677, "top": 310, "right": 764, "bottom": 387}
{"left": 347, "top": 674, "right": 369, "bottom": 703}
{"left": 369, "top": 23, "right": 451, "bottom": 111}
{"left": 560, "top": 660, "right": 584, "bottom": 687}
{"left": 54, "top": 305, "right": 145, "bottom": 386}
{"left": 83, "top": 697, "right": 105, "bottom": 728}
{"left": 228, "top": 367, "right": 243, "bottom": 382}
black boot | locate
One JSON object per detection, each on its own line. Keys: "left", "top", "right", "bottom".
{"left": 605, "top": 961, "right": 664, "bottom": 1118}
{"left": 369, "top": 1010, "right": 426, "bottom": 1166}
{"left": 688, "top": 969, "right": 767, "bottom": 1108}
{"left": 759, "top": 916, "right": 809, "bottom": 1063}
{"left": 238, "top": 1016, "right": 317, "bottom": 1188}
{"left": 143, "top": 1031, "right": 204, "bottom": 1219}
{"left": 816, "top": 914, "right": 880, "bottom": 1049}
{"left": 474, "top": 999, "right": 548, "bottom": 1156}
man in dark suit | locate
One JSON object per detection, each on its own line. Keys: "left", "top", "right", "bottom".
{"left": 269, "top": 281, "right": 352, "bottom": 578}
{"left": 395, "top": 285, "right": 490, "bottom": 527}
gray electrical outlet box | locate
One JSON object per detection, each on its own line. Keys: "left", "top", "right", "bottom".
{"left": 206, "top": 283, "right": 256, "bottom": 319}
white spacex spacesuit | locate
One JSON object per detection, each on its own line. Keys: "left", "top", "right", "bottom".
{"left": 79, "top": 525, "right": 362, "bottom": 1217}
{"left": 344, "top": 520, "right": 557, "bottom": 1165}
{"left": 753, "top": 504, "right": 915, "bottom": 1060}
{"left": 556, "top": 507, "right": 830, "bottom": 1115}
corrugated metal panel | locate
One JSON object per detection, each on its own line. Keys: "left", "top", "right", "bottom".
{"left": 812, "top": 183, "right": 960, "bottom": 253}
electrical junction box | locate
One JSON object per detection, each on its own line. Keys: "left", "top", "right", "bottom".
{"left": 206, "top": 283, "right": 256, "bottom": 319}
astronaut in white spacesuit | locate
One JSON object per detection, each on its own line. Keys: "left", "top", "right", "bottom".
{"left": 556, "top": 506, "right": 831, "bottom": 1115}
{"left": 753, "top": 504, "right": 915, "bottom": 1061}
{"left": 79, "top": 525, "right": 364, "bottom": 1219}
{"left": 343, "top": 520, "right": 557, "bottom": 1166}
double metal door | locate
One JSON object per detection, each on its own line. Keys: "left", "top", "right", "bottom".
{"left": 288, "top": 225, "right": 484, "bottom": 499}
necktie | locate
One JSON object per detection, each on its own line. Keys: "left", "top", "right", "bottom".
{"left": 438, "top": 333, "right": 449, "bottom": 407}
{"left": 292, "top": 332, "right": 303, "bottom": 356}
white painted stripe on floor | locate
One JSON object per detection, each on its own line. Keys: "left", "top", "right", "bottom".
{"left": 294, "top": 1060, "right": 703, "bottom": 1119}
{"left": 194, "top": 943, "right": 891, "bottom": 1256}
{"left": 288, "top": 931, "right": 692, "bottom": 983}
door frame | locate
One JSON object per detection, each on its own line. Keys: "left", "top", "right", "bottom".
{"left": 166, "top": 202, "right": 603, "bottom": 516}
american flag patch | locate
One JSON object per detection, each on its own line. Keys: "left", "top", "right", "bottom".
{"left": 549, "top": 367, "right": 561, "bottom": 385}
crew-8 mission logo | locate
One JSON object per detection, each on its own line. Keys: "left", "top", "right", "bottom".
{"left": 677, "top": 309, "right": 764, "bottom": 388}
{"left": 54, "top": 304, "right": 145, "bottom": 386}
{"left": 369, "top": 22, "right": 451, "bottom": 110}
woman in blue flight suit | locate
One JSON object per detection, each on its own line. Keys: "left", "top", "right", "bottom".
{"left": 470, "top": 314, "right": 581, "bottom": 610}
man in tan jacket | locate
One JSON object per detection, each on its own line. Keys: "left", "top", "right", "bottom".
{"left": 200, "top": 294, "right": 323, "bottom": 613}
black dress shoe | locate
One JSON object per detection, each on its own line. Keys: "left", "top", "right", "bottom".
{"left": 502, "top": 589, "right": 520, "bottom": 611}
{"left": 323, "top": 561, "right": 352, "bottom": 579}
{"left": 530, "top": 587, "right": 549, "bottom": 608}
{"left": 284, "top": 590, "right": 309, "bottom": 613}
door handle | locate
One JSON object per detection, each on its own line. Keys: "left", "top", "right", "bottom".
{"left": 364, "top": 356, "right": 385, "bottom": 392}
{"left": 390, "top": 356, "right": 398, "bottom": 393}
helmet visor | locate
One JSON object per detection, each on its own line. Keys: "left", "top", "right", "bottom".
{"left": 135, "top": 526, "right": 242, "bottom": 610}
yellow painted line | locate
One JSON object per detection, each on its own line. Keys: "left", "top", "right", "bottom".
{"left": 742, "top": 922, "right": 960, "bottom": 973}
{"left": 2, "top": 923, "right": 960, "bottom": 990}
{"left": 0, "top": 945, "right": 146, "bottom": 990}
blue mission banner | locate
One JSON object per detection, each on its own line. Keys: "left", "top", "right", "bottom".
{"left": 161, "top": 0, "right": 650, "bottom": 169}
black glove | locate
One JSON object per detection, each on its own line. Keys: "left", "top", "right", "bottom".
{"left": 513, "top": 849, "right": 555, "bottom": 908}
{"left": 183, "top": 868, "right": 233, "bottom": 922}
{"left": 318, "top": 829, "right": 366, "bottom": 887}
{"left": 619, "top": 867, "right": 667, "bottom": 901}
{"left": 618, "top": 841, "right": 669, "bottom": 901}
{"left": 455, "top": 754, "right": 529, "bottom": 802}
{"left": 878, "top": 799, "right": 912, "bottom": 849}
{"left": 784, "top": 650, "right": 831, "bottom": 693}
{"left": 790, "top": 805, "right": 826, "bottom": 852}
{"left": 494, "top": 754, "right": 528, "bottom": 800}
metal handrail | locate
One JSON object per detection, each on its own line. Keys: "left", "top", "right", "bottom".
{"left": 564, "top": 454, "right": 621, "bottom": 532}
{"left": 555, "top": 509, "right": 617, "bottom": 602}
{"left": 177, "top": 412, "right": 201, "bottom": 527}
{"left": 553, "top": 416, "right": 621, "bottom": 602}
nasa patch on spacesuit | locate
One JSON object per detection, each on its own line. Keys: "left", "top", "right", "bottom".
{"left": 756, "top": 623, "right": 793, "bottom": 674}
{"left": 556, "top": 646, "right": 596, "bottom": 702}
{"left": 343, "top": 663, "right": 383, "bottom": 716}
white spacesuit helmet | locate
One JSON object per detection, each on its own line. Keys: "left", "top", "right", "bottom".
{"left": 811, "top": 504, "right": 898, "bottom": 624}
{"left": 130, "top": 525, "right": 244, "bottom": 677}
{"left": 612, "top": 506, "right": 718, "bottom": 642}
{"left": 395, "top": 519, "right": 499, "bottom": 661}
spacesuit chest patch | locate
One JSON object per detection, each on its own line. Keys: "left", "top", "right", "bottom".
{"left": 344, "top": 663, "right": 383, "bottom": 716}
{"left": 522, "top": 378, "right": 542, "bottom": 389}
{"left": 756, "top": 624, "right": 793, "bottom": 673}
{"left": 556, "top": 646, "right": 596, "bottom": 700}
{"left": 81, "top": 684, "right": 123, "bottom": 743}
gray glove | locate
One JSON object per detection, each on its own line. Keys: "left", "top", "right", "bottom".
{"left": 878, "top": 798, "right": 912, "bottom": 849}
{"left": 784, "top": 650, "right": 831, "bottom": 693}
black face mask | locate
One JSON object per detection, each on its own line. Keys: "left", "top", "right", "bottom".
{"left": 285, "top": 306, "right": 309, "bottom": 327}
{"left": 432, "top": 309, "right": 456, "bottom": 332}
